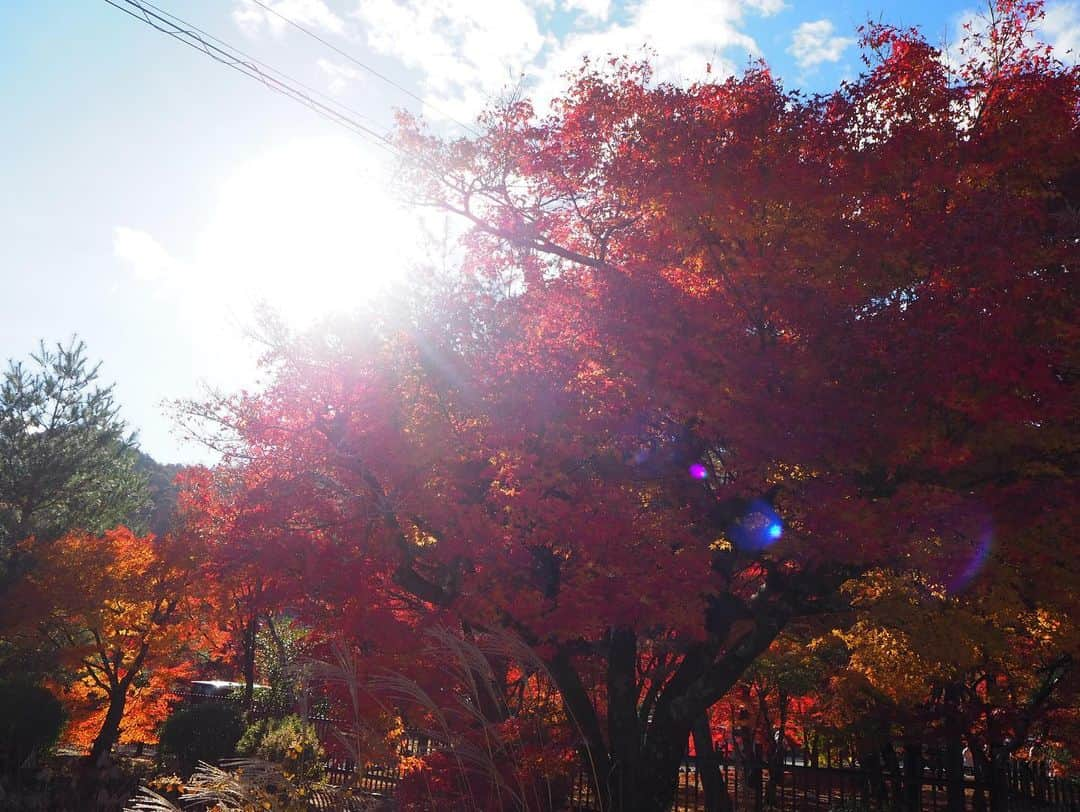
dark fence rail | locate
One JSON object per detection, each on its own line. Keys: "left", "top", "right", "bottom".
{"left": 566, "top": 756, "right": 1080, "bottom": 812}
{"left": 174, "top": 692, "right": 1079, "bottom": 810}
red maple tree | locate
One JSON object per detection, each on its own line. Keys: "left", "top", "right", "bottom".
{"left": 183, "top": 3, "right": 1077, "bottom": 808}
{"left": 5, "top": 528, "right": 205, "bottom": 763}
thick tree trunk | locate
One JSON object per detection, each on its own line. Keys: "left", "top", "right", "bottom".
{"left": 547, "top": 611, "right": 788, "bottom": 812}
{"left": 603, "top": 628, "right": 685, "bottom": 811}
{"left": 606, "top": 628, "right": 641, "bottom": 809}
{"left": 551, "top": 638, "right": 714, "bottom": 812}
{"left": 692, "top": 713, "right": 733, "bottom": 812}
{"left": 607, "top": 739, "right": 685, "bottom": 812}
{"left": 89, "top": 687, "right": 127, "bottom": 766}
{"left": 546, "top": 650, "right": 612, "bottom": 810}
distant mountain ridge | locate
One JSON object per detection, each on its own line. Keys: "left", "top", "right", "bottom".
{"left": 133, "top": 451, "right": 185, "bottom": 536}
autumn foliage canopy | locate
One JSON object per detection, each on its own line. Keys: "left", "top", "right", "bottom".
{"left": 6, "top": 528, "right": 203, "bottom": 762}
{"left": 173, "top": 3, "right": 1079, "bottom": 809}
{"left": 2, "top": 3, "right": 1076, "bottom": 809}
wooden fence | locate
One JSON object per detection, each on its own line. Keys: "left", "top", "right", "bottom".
{"left": 566, "top": 754, "right": 1080, "bottom": 812}
{"left": 312, "top": 730, "right": 1080, "bottom": 811}
{"left": 176, "top": 693, "right": 1078, "bottom": 810}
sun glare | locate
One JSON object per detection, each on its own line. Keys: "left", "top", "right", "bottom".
{"left": 195, "top": 135, "right": 423, "bottom": 327}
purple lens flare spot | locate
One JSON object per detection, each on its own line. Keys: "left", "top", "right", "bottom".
{"left": 950, "top": 527, "right": 993, "bottom": 594}
{"left": 689, "top": 463, "right": 708, "bottom": 480}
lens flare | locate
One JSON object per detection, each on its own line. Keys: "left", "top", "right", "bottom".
{"left": 688, "top": 463, "right": 708, "bottom": 480}
{"left": 950, "top": 527, "right": 993, "bottom": 593}
{"left": 730, "top": 500, "right": 784, "bottom": 551}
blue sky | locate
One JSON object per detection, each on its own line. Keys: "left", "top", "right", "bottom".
{"left": 2, "top": 0, "right": 1077, "bottom": 463}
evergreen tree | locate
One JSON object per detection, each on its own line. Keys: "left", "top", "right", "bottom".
{"left": 0, "top": 338, "right": 149, "bottom": 575}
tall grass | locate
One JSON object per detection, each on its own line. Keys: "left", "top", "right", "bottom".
{"left": 124, "top": 758, "right": 372, "bottom": 811}
{"left": 314, "top": 625, "right": 598, "bottom": 811}
{"left": 124, "top": 625, "right": 600, "bottom": 811}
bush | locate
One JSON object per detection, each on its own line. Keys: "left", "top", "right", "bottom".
{"left": 0, "top": 681, "right": 65, "bottom": 775}
{"left": 158, "top": 702, "right": 244, "bottom": 776}
{"left": 237, "top": 715, "right": 325, "bottom": 785}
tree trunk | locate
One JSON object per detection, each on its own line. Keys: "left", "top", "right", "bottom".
{"left": 734, "top": 711, "right": 762, "bottom": 812}
{"left": 548, "top": 612, "right": 788, "bottom": 812}
{"left": 693, "top": 713, "right": 733, "bottom": 812}
{"left": 89, "top": 687, "right": 127, "bottom": 766}
{"left": 552, "top": 636, "right": 707, "bottom": 812}
{"left": 902, "top": 739, "right": 923, "bottom": 812}
{"left": 608, "top": 739, "right": 685, "bottom": 812}
{"left": 606, "top": 628, "right": 641, "bottom": 810}
{"left": 459, "top": 620, "right": 511, "bottom": 724}
{"left": 945, "top": 735, "right": 966, "bottom": 812}
{"left": 757, "top": 687, "right": 784, "bottom": 808}
{"left": 970, "top": 744, "right": 990, "bottom": 812}
{"left": 880, "top": 740, "right": 901, "bottom": 806}
{"left": 242, "top": 612, "right": 259, "bottom": 710}
{"left": 546, "top": 650, "right": 612, "bottom": 811}
{"left": 858, "top": 741, "right": 884, "bottom": 805}
{"left": 944, "top": 684, "right": 966, "bottom": 812}
{"left": 989, "top": 744, "right": 1010, "bottom": 812}
{"left": 603, "top": 628, "right": 686, "bottom": 811}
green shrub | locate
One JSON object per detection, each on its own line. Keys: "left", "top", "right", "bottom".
{"left": 237, "top": 715, "right": 325, "bottom": 785}
{"left": 158, "top": 702, "right": 244, "bottom": 776}
{"left": 0, "top": 681, "right": 65, "bottom": 775}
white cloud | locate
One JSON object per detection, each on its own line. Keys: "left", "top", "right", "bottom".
{"left": 227, "top": 0, "right": 789, "bottom": 122}
{"left": 788, "top": 19, "right": 854, "bottom": 71}
{"left": 1043, "top": 1, "right": 1080, "bottom": 61}
{"left": 352, "top": 0, "right": 780, "bottom": 121}
{"left": 233, "top": 0, "right": 345, "bottom": 37}
{"left": 540, "top": 0, "right": 767, "bottom": 100}
{"left": 948, "top": 3, "right": 1079, "bottom": 71}
{"left": 940, "top": 9, "right": 979, "bottom": 74}
{"left": 317, "top": 58, "right": 365, "bottom": 93}
{"left": 352, "top": 0, "right": 547, "bottom": 123}
{"left": 562, "top": 0, "right": 613, "bottom": 22}
{"left": 746, "top": 0, "right": 787, "bottom": 15}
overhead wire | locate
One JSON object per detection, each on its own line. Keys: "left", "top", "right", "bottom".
{"left": 132, "top": 0, "right": 389, "bottom": 138}
{"left": 102, "top": 0, "right": 530, "bottom": 256}
{"left": 102, "top": 0, "right": 402, "bottom": 159}
{"left": 246, "top": 0, "right": 481, "bottom": 137}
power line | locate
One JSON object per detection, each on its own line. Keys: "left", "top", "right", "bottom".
{"left": 247, "top": 0, "right": 481, "bottom": 137}
{"left": 103, "top": 0, "right": 401, "bottom": 159}
{"left": 135, "top": 0, "right": 387, "bottom": 137}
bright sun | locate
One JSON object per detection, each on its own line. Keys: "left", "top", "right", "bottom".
{"left": 196, "top": 134, "right": 424, "bottom": 327}
{"left": 112, "top": 134, "right": 435, "bottom": 390}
